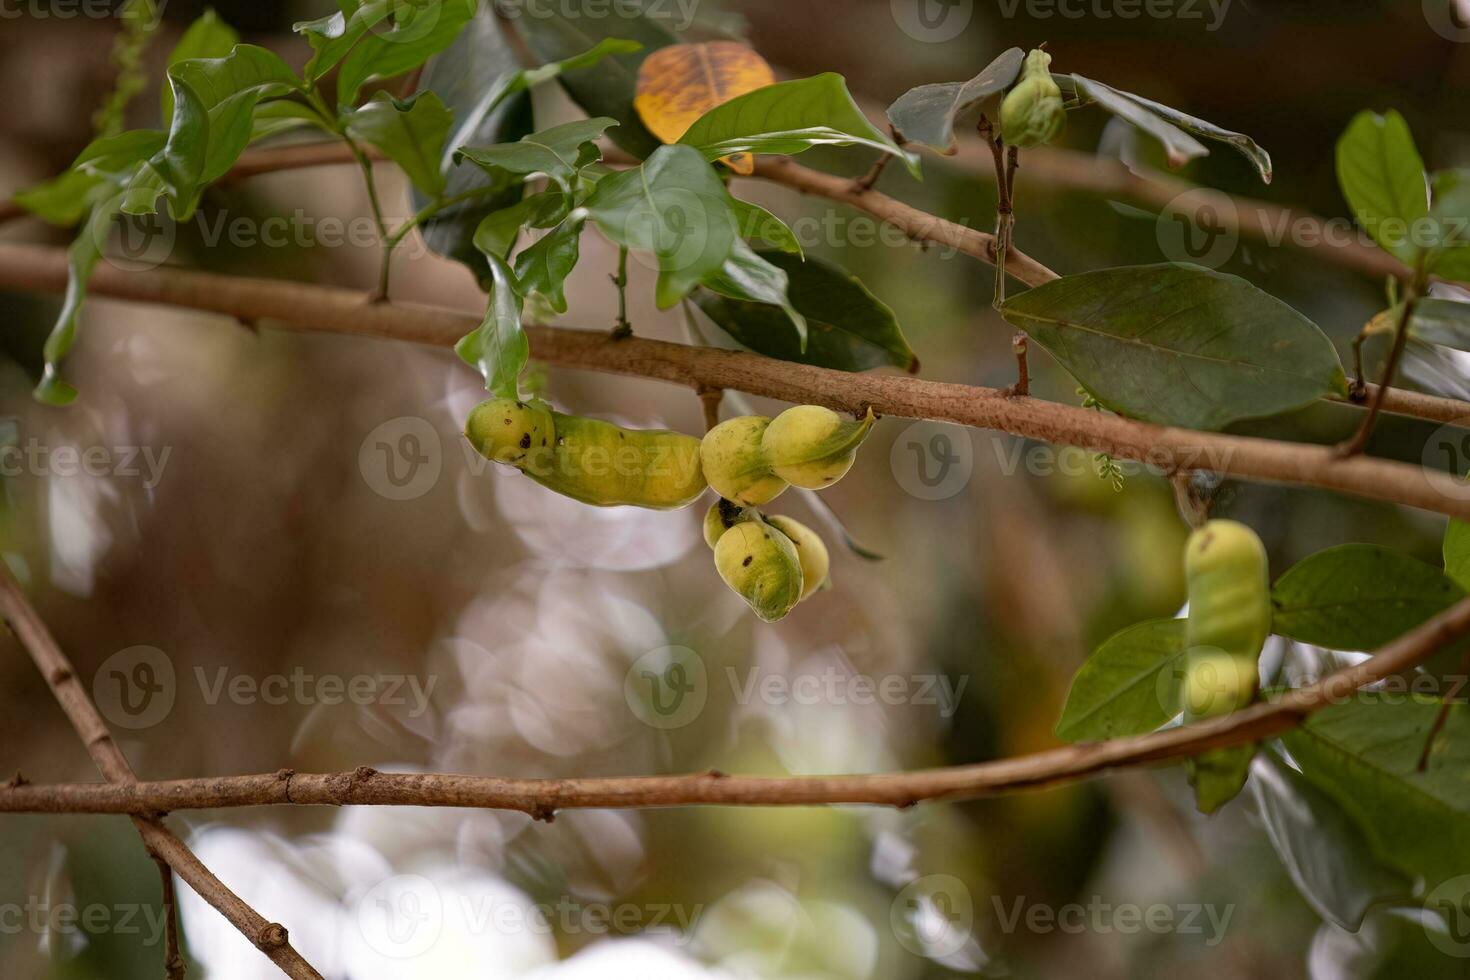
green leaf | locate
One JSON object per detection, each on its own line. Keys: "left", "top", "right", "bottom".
{"left": 471, "top": 191, "right": 568, "bottom": 261}
{"left": 1186, "top": 744, "right": 1255, "bottom": 814}
{"left": 516, "top": 0, "right": 676, "bottom": 158}
{"left": 169, "top": 45, "right": 303, "bottom": 185}
{"left": 1427, "top": 170, "right": 1470, "bottom": 277}
{"left": 1336, "top": 110, "right": 1429, "bottom": 265}
{"left": 162, "top": 9, "right": 239, "bottom": 121}
{"left": 585, "top": 144, "right": 737, "bottom": 308}
{"left": 728, "top": 196, "right": 802, "bottom": 256}
{"left": 1000, "top": 264, "right": 1348, "bottom": 430}
{"left": 476, "top": 37, "right": 643, "bottom": 121}
{"left": 1446, "top": 520, "right": 1470, "bottom": 592}
{"left": 1271, "top": 544, "right": 1465, "bottom": 650}
{"left": 1251, "top": 750, "right": 1412, "bottom": 930}
{"left": 344, "top": 91, "right": 452, "bottom": 198}
{"left": 512, "top": 214, "right": 585, "bottom": 314}
{"left": 1088, "top": 84, "right": 1273, "bottom": 183}
{"left": 73, "top": 130, "right": 167, "bottom": 180}
{"left": 695, "top": 250, "right": 917, "bottom": 372}
{"left": 885, "top": 48, "right": 1024, "bottom": 155}
{"left": 1072, "top": 75, "right": 1209, "bottom": 170}
{"left": 410, "top": 8, "right": 534, "bottom": 285}
{"left": 700, "top": 240, "right": 807, "bottom": 346}
{"left": 455, "top": 117, "right": 617, "bottom": 194}
{"left": 12, "top": 170, "right": 106, "bottom": 226}
{"left": 679, "top": 74, "right": 920, "bottom": 177}
{"left": 1055, "top": 618, "right": 1187, "bottom": 742}
{"left": 251, "top": 101, "right": 333, "bottom": 141}
{"left": 126, "top": 75, "right": 210, "bottom": 219}
{"left": 456, "top": 252, "right": 526, "bottom": 399}
{"left": 34, "top": 192, "right": 124, "bottom": 405}
{"left": 1283, "top": 695, "right": 1470, "bottom": 888}
{"left": 1398, "top": 297, "right": 1470, "bottom": 350}
{"left": 295, "top": 0, "right": 395, "bottom": 83}
{"left": 336, "top": 0, "right": 477, "bottom": 106}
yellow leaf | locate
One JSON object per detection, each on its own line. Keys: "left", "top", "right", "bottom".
{"left": 634, "top": 41, "right": 776, "bottom": 176}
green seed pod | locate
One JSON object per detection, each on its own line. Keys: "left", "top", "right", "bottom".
{"left": 765, "top": 515, "right": 830, "bottom": 601}
{"left": 713, "top": 520, "right": 804, "bottom": 622}
{"left": 703, "top": 498, "right": 747, "bottom": 550}
{"left": 1180, "top": 648, "right": 1257, "bottom": 720}
{"left": 466, "top": 399, "right": 706, "bottom": 510}
{"left": 761, "top": 406, "right": 875, "bottom": 490}
{"left": 701, "top": 416, "right": 788, "bottom": 505}
{"left": 1000, "top": 49, "right": 1066, "bottom": 149}
{"left": 1184, "top": 519, "right": 1271, "bottom": 663}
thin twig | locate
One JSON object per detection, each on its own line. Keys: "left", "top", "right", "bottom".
{"left": 6, "top": 591, "right": 1470, "bottom": 816}
{"left": 2, "top": 242, "right": 1467, "bottom": 519}
{"left": 610, "top": 246, "right": 632, "bottom": 339}
{"left": 698, "top": 386, "right": 723, "bottom": 431}
{"left": 1417, "top": 646, "right": 1470, "bottom": 771}
{"left": 154, "top": 856, "right": 188, "bottom": 980}
{"left": 0, "top": 564, "right": 323, "bottom": 980}
{"left": 1337, "top": 278, "right": 1422, "bottom": 457}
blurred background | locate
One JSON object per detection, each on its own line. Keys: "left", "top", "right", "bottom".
{"left": 2, "top": 0, "right": 1469, "bottom": 977}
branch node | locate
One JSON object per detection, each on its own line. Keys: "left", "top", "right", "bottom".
{"left": 257, "top": 922, "right": 290, "bottom": 950}
{"left": 48, "top": 666, "right": 73, "bottom": 685}
{"left": 530, "top": 804, "right": 557, "bottom": 823}
{"left": 6, "top": 770, "right": 27, "bottom": 788}
{"left": 704, "top": 768, "right": 728, "bottom": 779}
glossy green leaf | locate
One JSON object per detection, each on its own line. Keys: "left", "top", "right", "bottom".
{"left": 162, "top": 9, "right": 239, "bottom": 121}
{"left": 13, "top": 130, "right": 163, "bottom": 226}
{"left": 1072, "top": 75, "right": 1208, "bottom": 170}
{"left": 336, "top": 0, "right": 477, "bottom": 106}
{"left": 1283, "top": 695, "right": 1470, "bottom": 888}
{"left": 1093, "top": 85, "right": 1273, "bottom": 183}
{"left": 295, "top": 0, "right": 395, "bottom": 82}
{"left": 1251, "top": 750, "right": 1412, "bottom": 930}
{"left": 885, "top": 48, "right": 1024, "bottom": 154}
{"left": 34, "top": 191, "right": 123, "bottom": 405}
{"left": 515, "top": 0, "right": 676, "bottom": 158}
{"left": 695, "top": 250, "right": 917, "bottom": 372}
{"left": 456, "top": 252, "right": 526, "bottom": 399}
{"left": 1001, "top": 264, "right": 1347, "bottom": 430}
{"left": 585, "top": 144, "right": 737, "bottom": 308}
{"left": 728, "top": 196, "right": 802, "bottom": 256}
{"left": 73, "top": 130, "right": 167, "bottom": 180}
{"left": 12, "top": 170, "right": 107, "bottom": 226}
{"left": 125, "top": 75, "right": 209, "bottom": 218}
{"left": 679, "top": 74, "right": 921, "bottom": 177}
{"left": 1336, "top": 110, "right": 1429, "bottom": 265}
{"left": 1446, "top": 520, "right": 1470, "bottom": 592}
{"left": 700, "top": 240, "right": 806, "bottom": 346}
{"left": 1427, "top": 170, "right": 1470, "bottom": 278}
{"left": 170, "top": 45, "right": 303, "bottom": 185}
{"left": 251, "top": 101, "right": 332, "bottom": 141}
{"left": 456, "top": 117, "right": 617, "bottom": 194}
{"left": 475, "top": 37, "right": 643, "bottom": 121}
{"left": 512, "top": 214, "right": 585, "bottom": 314}
{"left": 1271, "top": 544, "right": 1465, "bottom": 650}
{"left": 345, "top": 91, "right": 453, "bottom": 198}
{"left": 471, "top": 191, "right": 568, "bottom": 261}
{"left": 1055, "top": 618, "right": 1186, "bottom": 742}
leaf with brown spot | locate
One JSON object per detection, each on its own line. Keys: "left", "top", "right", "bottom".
{"left": 634, "top": 41, "right": 776, "bottom": 175}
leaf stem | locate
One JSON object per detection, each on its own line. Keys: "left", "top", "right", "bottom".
{"left": 1336, "top": 269, "right": 1426, "bottom": 457}
{"left": 610, "top": 246, "right": 632, "bottom": 339}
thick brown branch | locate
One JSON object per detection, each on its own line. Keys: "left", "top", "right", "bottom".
{"left": 0, "top": 565, "right": 323, "bottom": 980}
{"left": 0, "top": 241, "right": 1467, "bottom": 519}
{"left": 6, "top": 592, "right": 1470, "bottom": 816}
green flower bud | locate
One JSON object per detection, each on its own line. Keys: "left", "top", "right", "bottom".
{"left": 761, "top": 406, "right": 875, "bottom": 490}
{"left": 701, "top": 416, "right": 788, "bottom": 505}
{"left": 1185, "top": 519, "right": 1270, "bottom": 663}
{"left": 1000, "top": 49, "right": 1066, "bottom": 149}
{"left": 713, "top": 520, "right": 804, "bottom": 623}
{"left": 1181, "top": 648, "right": 1258, "bottom": 720}
{"left": 765, "top": 515, "right": 830, "bottom": 601}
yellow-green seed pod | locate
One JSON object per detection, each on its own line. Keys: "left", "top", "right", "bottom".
{"left": 466, "top": 400, "right": 706, "bottom": 510}
{"left": 701, "top": 416, "right": 788, "bottom": 505}
{"left": 713, "top": 520, "right": 804, "bottom": 622}
{"left": 765, "top": 515, "right": 830, "bottom": 601}
{"left": 761, "top": 406, "right": 875, "bottom": 490}
{"left": 1180, "top": 648, "right": 1257, "bottom": 720}
{"left": 1000, "top": 49, "right": 1066, "bottom": 149}
{"left": 1185, "top": 519, "right": 1271, "bottom": 662}
{"left": 703, "top": 499, "right": 747, "bottom": 550}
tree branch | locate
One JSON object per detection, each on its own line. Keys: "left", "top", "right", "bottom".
{"left": 0, "top": 564, "right": 324, "bottom": 980}
{"left": 0, "top": 241, "right": 1467, "bottom": 520}
{"left": 5, "top": 591, "right": 1470, "bottom": 816}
